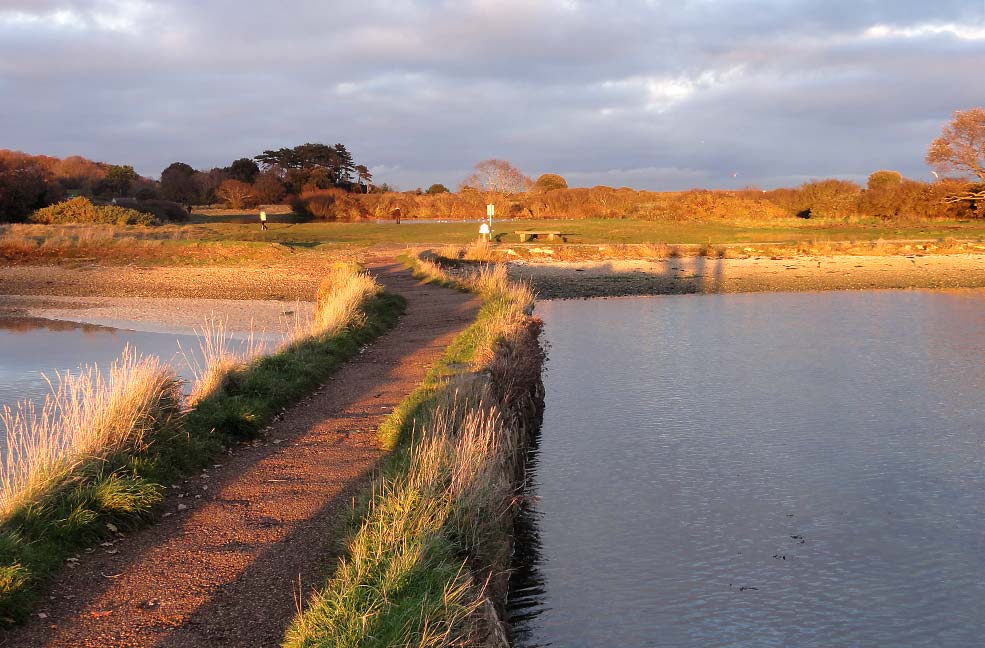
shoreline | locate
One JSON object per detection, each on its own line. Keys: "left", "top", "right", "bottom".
{"left": 0, "top": 294, "right": 312, "bottom": 335}
{"left": 507, "top": 253, "right": 985, "bottom": 299}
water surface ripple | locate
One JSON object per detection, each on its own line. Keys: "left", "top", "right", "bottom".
{"left": 509, "top": 290, "right": 985, "bottom": 648}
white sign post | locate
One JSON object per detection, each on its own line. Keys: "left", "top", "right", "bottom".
{"left": 486, "top": 203, "right": 494, "bottom": 230}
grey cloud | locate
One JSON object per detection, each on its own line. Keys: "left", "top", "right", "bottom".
{"left": 1, "top": 0, "right": 982, "bottom": 189}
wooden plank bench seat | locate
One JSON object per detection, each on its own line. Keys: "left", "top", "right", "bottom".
{"left": 515, "top": 230, "right": 563, "bottom": 242}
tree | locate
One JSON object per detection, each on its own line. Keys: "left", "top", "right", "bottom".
{"left": 460, "top": 159, "right": 531, "bottom": 194}
{"left": 255, "top": 143, "right": 363, "bottom": 193}
{"left": 426, "top": 183, "right": 449, "bottom": 194}
{"left": 0, "top": 152, "right": 53, "bottom": 221}
{"left": 216, "top": 179, "right": 254, "bottom": 209}
{"left": 103, "top": 164, "right": 138, "bottom": 196}
{"left": 927, "top": 108, "right": 985, "bottom": 182}
{"left": 533, "top": 173, "right": 568, "bottom": 192}
{"left": 253, "top": 170, "right": 286, "bottom": 204}
{"left": 227, "top": 158, "right": 260, "bottom": 184}
{"left": 355, "top": 165, "right": 373, "bottom": 193}
{"left": 160, "top": 162, "right": 198, "bottom": 203}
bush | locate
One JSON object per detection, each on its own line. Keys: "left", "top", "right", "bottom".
{"left": 29, "top": 197, "right": 158, "bottom": 225}
{"left": 532, "top": 173, "right": 568, "bottom": 192}
{"left": 113, "top": 198, "right": 188, "bottom": 222}
{"left": 765, "top": 179, "right": 863, "bottom": 219}
{"left": 291, "top": 189, "right": 369, "bottom": 222}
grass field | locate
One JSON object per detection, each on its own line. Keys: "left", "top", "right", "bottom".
{"left": 5, "top": 215, "right": 985, "bottom": 267}
{"left": 182, "top": 215, "right": 985, "bottom": 246}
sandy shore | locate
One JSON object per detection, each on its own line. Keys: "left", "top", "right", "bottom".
{"left": 509, "top": 254, "right": 985, "bottom": 299}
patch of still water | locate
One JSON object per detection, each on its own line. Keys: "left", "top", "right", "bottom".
{"left": 509, "top": 290, "right": 985, "bottom": 647}
{"left": 0, "top": 316, "right": 276, "bottom": 414}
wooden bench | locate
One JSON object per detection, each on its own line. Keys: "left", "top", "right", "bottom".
{"left": 515, "top": 230, "right": 562, "bottom": 243}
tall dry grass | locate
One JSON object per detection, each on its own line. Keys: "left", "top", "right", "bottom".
{"left": 183, "top": 317, "right": 265, "bottom": 406}
{"left": 185, "top": 264, "right": 380, "bottom": 407}
{"left": 307, "top": 264, "right": 381, "bottom": 338}
{"left": 284, "top": 397, "right": 511, "bottom": 648}
{"left": 0, "top": 349, "right": 181, "bottom": 521}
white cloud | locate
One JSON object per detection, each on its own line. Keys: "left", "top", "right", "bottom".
{"left": 864, "top": 22, "right": 985, "bottom": 41}
{"left": 0, "top": 1, "right": 152, "bottom": 34}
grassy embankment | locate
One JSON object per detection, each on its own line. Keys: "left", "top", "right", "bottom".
{"left": 283, "top": 255, "right": 544, "bottom": 648}
{"left": 0, "top": 265, "right": 405, "bottom": 623}
{"left": 5, "top": 216, "right": 985, "bottom": 266}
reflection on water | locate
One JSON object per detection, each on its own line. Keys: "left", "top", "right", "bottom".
{"left": 509, "top": 290, "right": 985, "bottom": 648}
{"left": 0, "top": 316, "right": 273, "bottom": 415}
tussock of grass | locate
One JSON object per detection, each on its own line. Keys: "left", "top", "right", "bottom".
{"left": 0, "top": 265, "right": 404, "bottom": 623}
{"left": 286, "top": 252, "right": 544, "bottom": 648}
{"left": 0, "top": 349, "right": 182, "bottom": 521}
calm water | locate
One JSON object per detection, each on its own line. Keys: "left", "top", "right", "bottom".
{"left": 0, "top": 316, "right": 271, "bottom": 415}
{"left": 509, "top": 290, "right": 985, "bottom": 647}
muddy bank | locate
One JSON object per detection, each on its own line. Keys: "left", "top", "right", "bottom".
{"left": 0, "top": 294, "right": 312, "bottom": 335}
{"left": 0, "top": 264, "right": 332, "bottom": 301}
{"left": 509, "top": 254, "right": 985, "bottom": 299}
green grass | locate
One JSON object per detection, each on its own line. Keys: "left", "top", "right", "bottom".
{"left": 0, "top": 292, "right": 406, "bottom": 624}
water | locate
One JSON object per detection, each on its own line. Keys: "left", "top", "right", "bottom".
{"left": 509, "top": 290, "right": 985, "bottom": 648}
{"left": 0, "top": 316, "right": 274, "bottom": 415}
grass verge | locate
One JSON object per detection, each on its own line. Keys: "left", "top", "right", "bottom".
{"left": 0, "top": 266, "right": 405, "bottom": 624}
{"left": 283, "top": 253, "right": 544, "bottom": 648}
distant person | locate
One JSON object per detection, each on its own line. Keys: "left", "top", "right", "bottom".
{"left": 391, "top": 207, "right": 401, "bottom": 224}
{"left": 259, "top": 210, "right": 268, "bottom": 231}
{"left": 479, "top": 219, "right": 491, "bottom": 242}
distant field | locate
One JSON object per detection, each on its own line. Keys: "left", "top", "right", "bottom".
{"left": 183, "top": 214, "right": 985, "bottom": 247}
{"left": 5, "top": 215, "right": 985, "bottom": 267}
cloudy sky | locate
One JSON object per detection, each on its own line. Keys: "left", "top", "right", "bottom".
{"left": 1, "top": 0, "right": 983, "bottom": 190}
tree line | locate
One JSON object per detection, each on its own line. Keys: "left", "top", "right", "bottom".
{"left": 1, "top": 108, "right": 982, "bottom": 223}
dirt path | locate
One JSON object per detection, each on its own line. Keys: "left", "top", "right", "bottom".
{"left": 1, "top": 263, "right": 480, "bottom": 648}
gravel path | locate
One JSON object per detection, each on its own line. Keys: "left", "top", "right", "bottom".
{"left": 1, "top": 262, "right": 481, "bottom": 648}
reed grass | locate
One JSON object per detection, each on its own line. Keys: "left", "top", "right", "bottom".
{"left": 0, "top": 349, "right": 181, "bottom": 522}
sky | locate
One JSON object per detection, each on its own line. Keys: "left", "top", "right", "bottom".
{"left": 1, "top": 0, "right": 983, "bottom": 190}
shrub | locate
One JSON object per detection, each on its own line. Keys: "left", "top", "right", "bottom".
{"left": 532, "top": 173, "right": 568, "bottom": 192}
{"left": 113, "top": 198, "right": 188, "bottom": 222}
{"left": 291, "top": 189, "right": 369, "bottom": 222}
{"left": 29, "top": 197, "right": 158, "bottom": 226}
{"left": 766, "top": 179, "right": 863, "bottom": 219}
{"left": 867, "top": 170, "right": 903, "bottom": 191}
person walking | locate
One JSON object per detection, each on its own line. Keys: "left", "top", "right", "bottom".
{"left": 478, "top": 219, "right": 491, "bottom": 242}
{"left": 260, "top": 210, "right": 268, "bottom": 231}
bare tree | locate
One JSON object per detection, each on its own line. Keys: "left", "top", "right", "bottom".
{"left": 460, "top": 159, "right": 532, "bottom": 194}
{"left": 927, "top": 107, "right": 985, "bottom": 182}
{"left": 216, "top": 179, "right": 255, "bottom": 209}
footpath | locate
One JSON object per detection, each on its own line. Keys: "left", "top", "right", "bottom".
{"left": 2, "top": 262, "right": 480, "bottom": 648}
